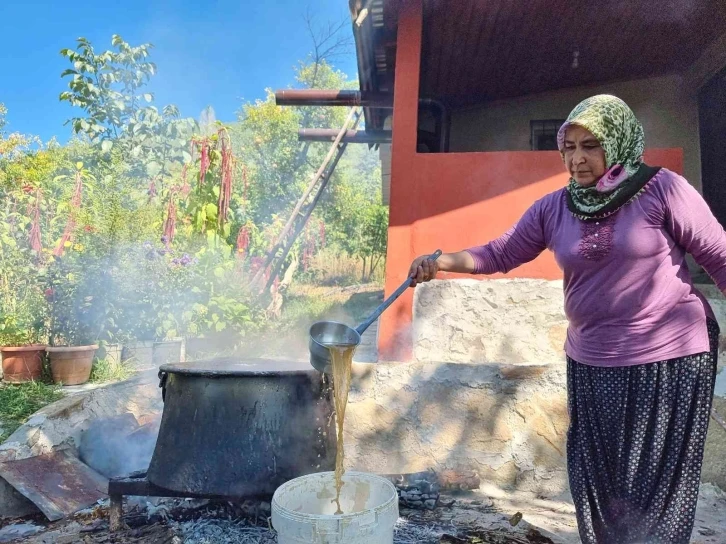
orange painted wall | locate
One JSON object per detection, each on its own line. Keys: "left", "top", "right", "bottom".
{"left": 378, "top": 0, "right": 685, "bottom": 361}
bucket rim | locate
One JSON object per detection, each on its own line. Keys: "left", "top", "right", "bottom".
{"left": 271, "top": 471, "right": 398, "bottom": 522}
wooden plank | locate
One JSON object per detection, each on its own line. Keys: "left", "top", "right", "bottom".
{"left": 0, "top": 449, "right": 107, "bottom": 521}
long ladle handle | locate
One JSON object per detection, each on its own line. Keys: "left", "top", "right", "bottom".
{"left": 354, "top": 249, "right": 442, "bottom": 336}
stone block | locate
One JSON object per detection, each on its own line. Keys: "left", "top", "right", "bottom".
{"left": 413, "top": 279, "right": 567, "bottom": 365}
{"left": 343, "top": 360, "right": 570, "bottom": 497}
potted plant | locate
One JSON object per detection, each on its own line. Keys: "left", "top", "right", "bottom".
{"left": 44, "top": 257, "right": 98, "bottom": 386}
{"left": 0, "top": 310, "right": 47, "bottom": 384}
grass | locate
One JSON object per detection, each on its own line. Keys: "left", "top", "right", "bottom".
{"left": 0, "top": 381, "right": 64, "bottom": 442}
{"left": 89, "top": 357, "right": 136, "bottom": 383}
{"left": 0, "top": 357, "right": 135, "bottom": 443}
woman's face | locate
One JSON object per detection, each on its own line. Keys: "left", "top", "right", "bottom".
{"left": 563, "top": 125, "right": 607, "bottom": 187}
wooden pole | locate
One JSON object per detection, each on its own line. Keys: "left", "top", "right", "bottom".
{"left": 263, "top": 112, "right": 361, "bottom": 293}
{"left": 250, "top": 108, "right": 359, "bottom": 288}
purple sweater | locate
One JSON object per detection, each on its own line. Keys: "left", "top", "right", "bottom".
{"left": 466, "top": 169, "right": 726, "bottom": 367}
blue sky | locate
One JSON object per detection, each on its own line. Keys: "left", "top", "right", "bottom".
{"left": 0, "top": 0, "right": 359, "bottom": 143}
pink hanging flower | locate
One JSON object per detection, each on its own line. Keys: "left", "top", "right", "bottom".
{"left": 163, "top": 190, "right": 178, "bottom": 244}
{"left": 70, "top": 171, "right": 83, "bottom": 209}
{"left": 236, "top": 225, "right": 250, "bottom": 258}
{"left": 319, "top": 220, "right": 326, "bottom": 248}
{"left": 180, "top": 164, "right": 191, "bottom": 197}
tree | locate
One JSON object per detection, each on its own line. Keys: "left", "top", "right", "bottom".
{"left": 59, "top": 36, "right": 196, "bottom": 189}
{"left": 0, "top": 104, "right": 35, "bottom": 158}
{"left": 321, "top": 145, "right": 388, "bottom": 280}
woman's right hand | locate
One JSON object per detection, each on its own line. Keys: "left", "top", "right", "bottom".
{"left": 409, "top": 254, "right": 440, "bottom": 285}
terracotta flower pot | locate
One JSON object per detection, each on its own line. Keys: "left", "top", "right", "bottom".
{"left": 1, "top": 345, "right": 46, "bottom": 383}
{"left": 46, "top": 345, "right": 98, "bottom": 386}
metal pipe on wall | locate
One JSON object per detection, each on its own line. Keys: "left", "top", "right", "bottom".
{"left": 276, "top": 90, "right": 450, "bottom": 153}
{"left": 298, "top": 129, "right": 392, "bottom": 144}
{"left": 275, "top": 90, "right": 393, "bottom": 108}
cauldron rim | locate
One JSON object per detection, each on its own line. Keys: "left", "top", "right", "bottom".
{"left": 159, "top": 357, "right": 318, "bottom": 377}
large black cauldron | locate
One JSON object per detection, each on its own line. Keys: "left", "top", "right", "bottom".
{"left": 146, "top": 358, "right": 336, "bottom": 498}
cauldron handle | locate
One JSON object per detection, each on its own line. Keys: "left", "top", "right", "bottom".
{"left": 158, "top": 370, "right": 168, "bottom": 402}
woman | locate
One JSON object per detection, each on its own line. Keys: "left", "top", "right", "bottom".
{"left": 409, "top": 95, "right": 726, "bottom": 544}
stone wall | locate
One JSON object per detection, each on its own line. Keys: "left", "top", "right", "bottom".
{"left": 413, "top": 279, "right": 568, "bottom": 366}
{"left": 344, "top": 360, "right": 570, "bottom": 498}
{"left": 347, "top": 278, "right": 725, "bottom": 494}
{"left": 348, "top": 277, "right": 573, "bottom": 496}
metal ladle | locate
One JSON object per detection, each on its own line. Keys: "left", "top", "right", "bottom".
{"left": 308, "top": 250, "right": 442, "bottom": 373}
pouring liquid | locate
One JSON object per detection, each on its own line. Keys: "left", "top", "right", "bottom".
{"left": 324, "top": 343, "right": 356, "bottom": 515}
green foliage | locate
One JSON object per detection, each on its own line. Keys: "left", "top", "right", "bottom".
{"left": 0, "top": 193, "right": 49, "bottom": 345}
{"left": 89, "top": 357, "right": 134, "bottom": 383}
{"left": 0, "top": 381, "right": 64, "bottom": 442}
{"left": 44, "top": 254, "right": 99, "bottom": 346}
{"left": 320, "top": 145, "right": 388, "bottom": 280}
{"left": 59, "top": 35, "right": 195, "bottom": 192}
{"left": 59, "top": 35, "right": 157, "bottom": 142}
{"left": 0, "top": 33, "right": 389, "bottom": 355}
{"left": 0, "top": 303, "right": 46, "bottom": 347}
{"left": 0, "top": 103, "right": 36, "bottom": 158}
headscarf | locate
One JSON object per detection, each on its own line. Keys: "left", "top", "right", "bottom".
{"left": 557, "top": 95, "right": 658, "bottom": 221}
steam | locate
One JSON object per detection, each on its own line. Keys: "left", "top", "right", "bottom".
{"left": 79, "top": 413, "right": 161, "bottom": 479}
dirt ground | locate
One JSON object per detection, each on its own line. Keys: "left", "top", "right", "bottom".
{"left": 4, "top": 483, "right": 726, "bottom": 544}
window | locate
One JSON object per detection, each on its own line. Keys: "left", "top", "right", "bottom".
{"left": 530, "top": 120, "right": 565, "bottom": 151}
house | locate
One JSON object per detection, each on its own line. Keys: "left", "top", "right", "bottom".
{"left": 345, "top": 0, "right": 726, "bottom": 361}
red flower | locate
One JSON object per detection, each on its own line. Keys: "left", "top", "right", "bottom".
{"left": 236, "top": 226, "right": 250, "bottom": 258}
{"left": 44, "top": 288, "right": 54, "bottom": 300}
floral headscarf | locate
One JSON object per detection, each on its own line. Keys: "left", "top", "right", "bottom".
{"left": 557, "top": 95, "right": 657, "bottom": 220}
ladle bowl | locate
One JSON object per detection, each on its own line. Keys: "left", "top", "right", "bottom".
{"left": 309, "top": 250, "right": 442, "bottom": 373}
{"left": 309, "top": 321, "right": 363, "bottom": 374}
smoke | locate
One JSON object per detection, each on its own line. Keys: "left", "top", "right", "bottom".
{"left": 79, "top": 412, "right": 160, "bottom": 479}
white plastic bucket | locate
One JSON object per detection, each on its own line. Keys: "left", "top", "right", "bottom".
{"left": 272, "top": 471, "right": 399, "bottom": 544}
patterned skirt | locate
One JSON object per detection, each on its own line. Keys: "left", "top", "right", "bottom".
{"left": 567, "top": 319, "right": 720, "bottom": 544}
